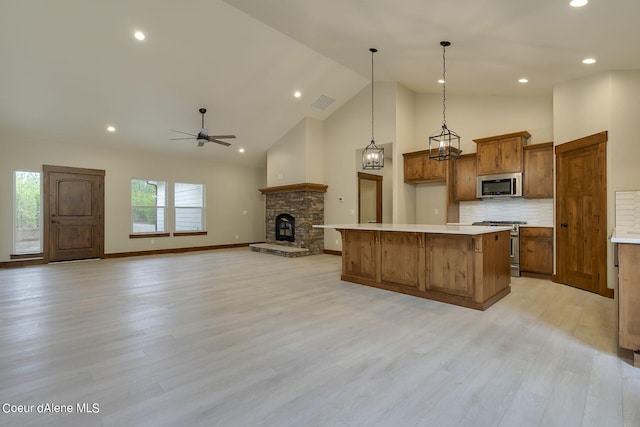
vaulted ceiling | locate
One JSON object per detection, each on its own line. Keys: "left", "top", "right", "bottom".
{"left": 1, "top": 0, "right": 638, "bottom": 167}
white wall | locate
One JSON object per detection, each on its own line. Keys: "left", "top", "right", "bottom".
{"left": 553, "top": 73, "right": 612, "bottom": 145}
{"left": 305, "top": 117, "right": 324, "bottom": 184}
{"left": 0, "top": 139, "right": 265, "bottom": 261}
{"left": 416, "top": 93, "right": 554, "bottom": 154}
{"left": 266, "top": 119, "right": 307, "bottom": 186}
{"left": 322, "top": 82, "right": 397, "bottom": 251}
{"left": 395, "top": 83, "right": 417, "bottom": 224}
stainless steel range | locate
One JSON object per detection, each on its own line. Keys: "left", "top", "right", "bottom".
{"left": 472, "top": 220, "right": 527, "bottom": 277}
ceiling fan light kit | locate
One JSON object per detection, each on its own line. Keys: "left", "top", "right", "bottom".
{"left": 170, "top": 108, "right": 236, "bottom": 147}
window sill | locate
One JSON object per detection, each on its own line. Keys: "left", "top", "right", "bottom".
{"left": 173, "top": 231, "right": 208, "bottom": 237}
{"left": 10, "top": 252, "right": 44, "bottom": 260}
{"left": 129, "top": 233, "right": 170, "bottom": 239}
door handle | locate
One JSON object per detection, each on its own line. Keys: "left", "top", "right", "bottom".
{"left": 560, "top": 223, "right": 568, "bottom": 228}
{"left": 51, "top": 220, "right": 60, "bottom": 224}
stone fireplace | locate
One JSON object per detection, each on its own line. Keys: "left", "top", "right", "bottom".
{"left": 250, "top": 183, "right": 327, "bottom": 257}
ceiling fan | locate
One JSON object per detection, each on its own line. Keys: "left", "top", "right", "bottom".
{"left": 170, "top": 108, "right": 236, "bottom": 147}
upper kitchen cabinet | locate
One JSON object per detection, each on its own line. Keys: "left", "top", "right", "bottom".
{"left": 403, "top": 149, "right": 446, "bottom": 183}
{"left": 453, "top": 153, "right": 478, "bottom": 201}
{"left": 523, "top": 142, "right": 554, "bottom": 199}
{"left": 474, "top": 131, "right": 531, "bottom": 176}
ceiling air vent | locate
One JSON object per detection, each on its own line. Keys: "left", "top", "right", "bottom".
{"left": 310, "top": 94, "right": 335, "bottom": 111}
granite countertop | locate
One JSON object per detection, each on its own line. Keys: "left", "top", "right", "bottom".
{"left": 315, "top": 223, "right": 513, "bottom": 235}
{"left": 611, "top": 228, "right": 640, "bottom": 244}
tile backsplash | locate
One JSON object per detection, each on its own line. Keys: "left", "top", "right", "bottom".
{"left": 615, "top": 191, "right": 640, "bottom": 228}
{"left": 459, "top": 198, "right": 553, "bottom": 225}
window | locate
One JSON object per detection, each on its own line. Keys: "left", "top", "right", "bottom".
{"left": 131, "top": 179, "right": 167, "bottom": 234}
{"left": 14, "top": 171, "right": 42, "bottom": 254}
{"left": 174, "top": 182, "right": 205, "bottom": 232}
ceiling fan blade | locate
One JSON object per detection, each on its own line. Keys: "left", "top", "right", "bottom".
{"left": 207, "top": 137, "right": 232, "bottom": 146}
{"left": 169, "top": 129, "right": 197, "bottom": 137}
{"left": 170, "top": 137, "right": 197, "bottom": 140}
{"left": 208, "top": 134, "right": 236, "bottom": 139}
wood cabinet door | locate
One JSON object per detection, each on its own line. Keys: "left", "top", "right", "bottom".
{"left": 524, "top": 143, "right": 554, "bottom": 198}
{"left": 453, "top": 154, "right": 478, "bottom": 201}
{"left": 343, "top": 230, "right": 377, "bottom": 280}
{"left": 425, "top": 234, "right": 474, "bottom": 298}
{"left": 403, "top": 154, "right": 425, "bottom": 182}
{"left": 381, "top": 232, "right": 419, "bottom": 288}
{"left": 618, "top": 243, "right": 640, "bottom": 350}
{"left": 403, "top": 150, "right": 446, "bottom": 182}
{"left": 423, "top": 155, "right": 446, "bottom": 181}
{"left": 477, "top": 137, "right": 523, "bottom": 175}
{"left": 476, "top": 139, "right": 499, "bottom": 175}
{"left": 520, "top": 227, "right": 553, "bottom": 274}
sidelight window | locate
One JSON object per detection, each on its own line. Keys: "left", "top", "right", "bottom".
{"left": 174, "top": 182, "right": 205, "bottom": 232}
{"left": 131, "top": 179, "right": 167, "bottom": 233}
{"left": 13, "top": 170, "right": 42, "bottom": 254}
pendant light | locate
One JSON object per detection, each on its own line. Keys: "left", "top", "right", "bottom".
{"left": 429, "top": 41, "right": 461, "bottom": 161}
{"left": 362, "top": 48, "right": 384, "bottom": 170}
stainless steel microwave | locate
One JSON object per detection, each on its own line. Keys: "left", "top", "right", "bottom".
{"left": 477, "top": 172, "right": 523, "bottom": 198}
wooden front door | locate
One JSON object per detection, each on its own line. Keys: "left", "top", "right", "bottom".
{"left": 43, "top": 165, "right": 105, "bottom": 262}
{"left": 555, "top": 132, "right": 609, "bottom": 297}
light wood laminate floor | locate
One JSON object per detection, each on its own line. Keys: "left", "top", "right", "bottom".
{"left": 0, "top": 248, "right": 639, "bottom": 426}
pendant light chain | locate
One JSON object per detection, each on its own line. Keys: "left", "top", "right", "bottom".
{"left": 371, "top": 48, "right": 376, "bottom": 142}
{"left": 441, "top": 43, "right": 447, "bottom": 128}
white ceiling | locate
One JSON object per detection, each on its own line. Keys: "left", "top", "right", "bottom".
{"left": 2, "top": 0, "right": 639, "bottom": 167}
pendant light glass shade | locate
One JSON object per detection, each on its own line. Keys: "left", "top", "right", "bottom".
{"left": 362, "top": 48, "right": 384, "bottom": 170}
{"left": 429, "top": 41, "right": 461, "bottom": 161}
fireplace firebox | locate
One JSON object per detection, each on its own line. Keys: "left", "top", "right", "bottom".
{"left": 275, "top": 213, "right": 295, "bottom": 242}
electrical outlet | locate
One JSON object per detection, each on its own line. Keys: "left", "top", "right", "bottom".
{"left": 150, "top": 239, "right": 155, "bottom": 245}
{"left": 235, "top": 234, "right": 239, "bottom": 239}
{"left": 336, "top": 239, "right": 339, "bottom": 245}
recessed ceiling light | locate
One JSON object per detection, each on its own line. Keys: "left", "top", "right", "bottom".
{"left": 293, "top": 91, "right": 302, "bottom": 98}
{"left": 238, "top": 148, "right": 245, "bottom": 153}
{"left": 518, "top": 78, "right": 529, "bottom": 83}
{"left": 134, "top": 31, "right": 145, "bottom": 41}
{"left": 107, "top": 126, "right": 116, "bottom": 132}
{"left": 582, "top": 58, "right": 596, "bottom": 64}
{"left": 570, "top": 0, "right": 588, "bottom": 7}
{"left": 437, "top": 79, "right": 445, "bottom": 84}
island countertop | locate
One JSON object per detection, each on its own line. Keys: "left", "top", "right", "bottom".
{"left": 315, "top": 223, "right": 513, "bottom": 235}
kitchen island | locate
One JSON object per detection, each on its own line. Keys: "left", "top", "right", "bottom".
{"left": 316, "top": 224, "right": 512, "bottom": 310}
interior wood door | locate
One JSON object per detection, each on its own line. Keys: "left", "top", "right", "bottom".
{"left": 358, "top": 172, "right": 382, "bottom": 223}
{"left": 43, "top": 165, "right": 105, "bottom": 262}
{"left": 555, "top": 132, "right": 608, "bottom": 296}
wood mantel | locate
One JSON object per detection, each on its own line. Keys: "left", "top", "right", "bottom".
{"left": 259, "top": 183, "right": 328, "bottom": 195}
